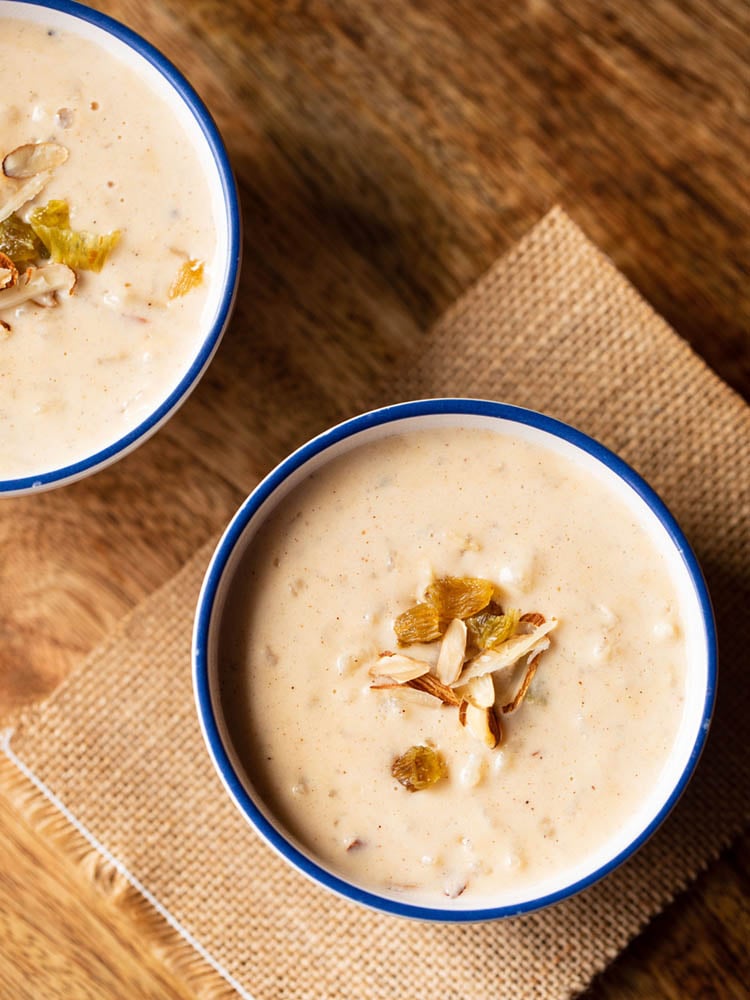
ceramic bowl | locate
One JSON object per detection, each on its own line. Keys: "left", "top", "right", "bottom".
{"left": 193, "top": 399, "right": 717, "bottom": 921}
{"left": 0, "top": 0, "right": 240, "bottom": 496}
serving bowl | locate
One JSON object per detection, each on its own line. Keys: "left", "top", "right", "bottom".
{"left": 0, "top": 0, "right": 240, "bottom": 496}
{"left": 193, "top": 399, "right": 717, "bottom": 921}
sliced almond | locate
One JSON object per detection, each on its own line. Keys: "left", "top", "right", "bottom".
{"left": 435, "top": 618, "right": 467, "bottom": 685}
{"left": 460, "top": 701, "right": 502, "bottom": 749}
{"left": 3, "top": 142, "right": 68, "bottom": 179}
{"left": 501, "top": 646, "right": 549, "bottom": 715}
{"left": 527, "top": 636, "right": 550, "bottom": 665}
{"left": 0, "top": 263, "right": 76, "bottom": 311}
{"left": 456, "top": 673, "right": 495, "bottom": 709}
{"left": 0, "top": 252, "right": 18, "bottom": 290}
{"left": 368, "top": 652, "right": 430, "bottom": 684}
{"left": 31, "top": 291, "right": 59, "bottom": 308}
{"left": 458, "top": 699, "right": 468, "bottom": 727}
{"left": 453, "top": 618, "right": 558, "bottom": 685}
{"left": 520, "top": 611, "right": 546, "bottom": 627}
{"left": 376, "top": 685, "right": 442, "bottom": 709}
{"left": 0, "top": 169, "right": 54, "bottom": 225}
{"left": 406, "top": 672, "right": 462, "bottom": 706}
{"left": 516, "top": 613, "right": 546, "bottom": 636}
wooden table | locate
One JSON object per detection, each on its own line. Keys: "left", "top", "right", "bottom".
{"left": 1, "top": 1, "right": 748, "bottom": 996}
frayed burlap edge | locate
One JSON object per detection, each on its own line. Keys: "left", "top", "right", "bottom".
{"left": 0, "top": 731, "right": 238, "bottom": 1000}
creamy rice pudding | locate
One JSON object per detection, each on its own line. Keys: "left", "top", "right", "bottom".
{"left": 0, "top": 17, "right": 220, "bottom": 480}
{"left": 219, "top": 425, "right": 689, "bottom": 904}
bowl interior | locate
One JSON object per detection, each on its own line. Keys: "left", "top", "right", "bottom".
{"left": 0, "top": 0, "right": 239, "bottom": 495}
{"left": 195, "top": 401, "right": 716, "bottom": 920}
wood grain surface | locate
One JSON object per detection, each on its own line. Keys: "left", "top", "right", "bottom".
{"left": 1, "top": 0, "right": 748, "bottom": 997}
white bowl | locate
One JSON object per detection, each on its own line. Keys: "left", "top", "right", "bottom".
{"left": 0, "top": 0, "right": 240, "bottom": 496}
{"left": 193, "top": 400, "right": 717, "bottom": 921}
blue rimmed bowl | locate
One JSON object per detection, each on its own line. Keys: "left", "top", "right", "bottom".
{"left": 193, "top": 399, "right": 717, "bottom": 922}
{"left": 0, "top": 0, "right": 240, "bottom": 496}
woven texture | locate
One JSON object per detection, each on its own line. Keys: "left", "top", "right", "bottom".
{"left": 6, "top": 208, "right": 749, "bottom": 999}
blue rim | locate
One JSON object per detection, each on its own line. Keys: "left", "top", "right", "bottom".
{"left": 193, "top": 399, "right": 718, "bottom": 921}
{"left": 1, "top": 0, "right": 241, "bottom": 494}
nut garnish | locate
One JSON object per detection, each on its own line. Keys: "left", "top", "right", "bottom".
{"left": 368, "top": 652, "right": 430, "bottom": 684}
{"left": 520, "top": 611, "right": 546, "bottom": 627}
{"left": 454, "top": 619, "right": 557, "bottom": 686}
{"left": 0, "top": 263, "right": 76, "bottom": 310}
{"left": 3, "top": 142, "right": 69, "bottom": 179}
{"left": 501, "top": 640, "right": 551, "bottom": 715}
{"left": 381, "top": 685, "right": 444, "bottom": 708}
{"left": 0, "top": 140, "right": 122, "bottom": 323}
{"left": 460, "top": 701, "right": 502, "bottom": 749}
{"left": 405, "top": 672, "right": 462, "bottom": 706}
{"left": 457, "top": 673, "right": 495, "bottom": 709}
{"left": 435, "top": 618, "right": 467, "bottom": 684}
{"left": 0, "top": 170, "right": 54, "bottom": 226}
{"left": 0, "top": 141, "right": 69, "bottom": 225}
{"left": 366, "top": 576, "right": 556, "bottom": 790}
{"left": 0, "top": 251, "right": 18, "bottom": 290}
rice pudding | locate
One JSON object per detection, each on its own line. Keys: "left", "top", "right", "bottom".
{"left": 218, "top": 424, "right": 690, "bottom": 905}
{"left": 0, "top": 16, "right": 222, "bottom": 481}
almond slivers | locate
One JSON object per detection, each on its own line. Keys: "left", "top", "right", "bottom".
{"left": 366, "top": 577, "right": 556, "bottom": 778}
{"left": 368, "top": 652, "right": 430, "bottom": 684}
{"left": 0, "top": 141, "right": 69, "bottom": 225}
{"left": 380, "top": 685, "right": 444, "bottom": 709}
{"left": 0, "top": 252, "right": 17, "bottom": 290}
{"left": 453, "top": 619, "right": 558, "bottom": 686}
{"left": 502, "top": 648, "right": 546, "bottom": 715}
{"left": 0, "top": 170, "right": 54, "bottom": 226}
{"left": 520, "top": 611, "right": 546, "bottom": 627}
{"left": 435, "top": 618, "right": 467, "bottom": 684}
{"left": 0, "top": 263, "right": 76, "bottom": 310}
{"left": 460, "top": 701, "right": 502, "bottom": 749}
{"left": 3, "top": 142, "right": 68, "bottom": 179}
{"left": 456, "top": 673, "right": 495, "bottom": 709}
{"left": 406, "top": 672, "right": 462, "bottom": 706}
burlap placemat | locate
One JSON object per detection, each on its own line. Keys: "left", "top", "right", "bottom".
{"left": 3, "top": 208, "right": 749, "bottom": 999}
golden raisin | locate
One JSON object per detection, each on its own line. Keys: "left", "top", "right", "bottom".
{"left": 394, "top": 602, "right": 444, "bottom": 644}
{"left": 169, "top": 258, "right": 205, "bottom": 299}
{"left": 391, "top": 745, "right": 447, "bottom": 792}
{"left": 424, "top": 576, "right": 494, "bottom": 619}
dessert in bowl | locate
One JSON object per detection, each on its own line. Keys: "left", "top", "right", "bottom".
{"left": 194, "top": 400, "right": 716, "bottom": 921}
{"left": 0, "top": 0, "right": 240, "bottom": 495}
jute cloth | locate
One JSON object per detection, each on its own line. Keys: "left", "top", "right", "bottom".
{"left": 4, "top": 208, "right": 749, "bottom": 999}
